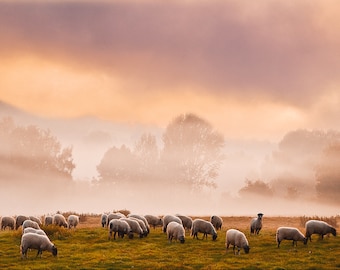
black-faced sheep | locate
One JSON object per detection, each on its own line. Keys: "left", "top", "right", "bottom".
{"left": 44, "top": 216, "right": 53, "bottom": 226}
{"left": 144, "top": 215, "right": 163, "bottom": 229}
{"left": 107, "top": 213, "right": 124, "bottom": 227}
{"left": 23, "top": 227, "right": 47, "bottom": 236}
{"left": 53, "top": 214, "right": 68, "bottom": 228}
{"left": 127, "top": 214, "right": 150, "bottom": 233}
{"left": 191, "top": 219, "right": 217, "bottom": 240}
{"left": 1, "top": 216, "right": 15, "bottom": 230}
{"left": 129, "top": 217, "right": 149, "bottom": 237}
{"left": 226, "top": 229, "right": 250, "bottom": 255}
{"left": 101, "top": 214, "right": 108, "bottom": 228}
{"left": 108, "top": 219, "right": 133, "bottom": 240}
{"left": 210, "top": 215, "right": 223, "bottom": 230}
{"left": 16, "top": 215, "right": 29, "bottom": 230}
{"left": 167, "top": 221, "right": 185, "bottom": 243}
{"left": 305, "top": 220, "right": 337, "bottom": 242}
{"left": 67, "top": 214, "right": 79, "bottom": 229}
{"left": 22, "top": 220, "right": 40, "bottom": 230}
{"left": 250, "top": 213, "right": 263, "bottom": 235}
{"left": 276, "top": 227, "right": 307, "bottom": 247}
{"left": 29, "top": 216, "right": 42, "bottom": 226}
{"left": 162, "top": 215, "right": 183, "bottom": 233}
{"left": 176, "top": 215, "right": 193, "bottom": 231}
{"left": 20, "top": 232, "right": 57, "bottom": 258}
{"left": 120, "top": 218, "right": 144, "bottom": 238}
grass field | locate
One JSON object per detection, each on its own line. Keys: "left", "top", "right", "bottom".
{"left": 0, "top": 216, "right": 339, "bottom": 269}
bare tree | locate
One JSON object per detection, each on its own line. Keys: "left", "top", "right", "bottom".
{"left": 161, "top": 113, "right": 224, "bottom": 191}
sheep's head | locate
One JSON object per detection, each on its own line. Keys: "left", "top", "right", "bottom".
{"left": 212, "top": 233, "right": 217, "bottom": 241}
{"left": 179, "top": 236, "right": 185, "bottom": 244}
{"left": 257, "top": 213, "right": 264, "bottom": 220}
{"left": 244, "top": 246, "right": 250, "bottom": 254}
{"left": 303, "top": 238, "right": 308, "bottom": 245}
{"left": 52, "top": 246, "right": 58, "bottom": 256}
{"left": 331, "top": 227, "right": 337, "bottom": 237}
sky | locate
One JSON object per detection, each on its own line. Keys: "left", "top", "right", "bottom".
{"left": 1, "top": 0, "right": 340, "bottom": 142}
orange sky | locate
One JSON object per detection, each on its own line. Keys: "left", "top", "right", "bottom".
{"left": 1, "top": 0, "right": 340, "bottom": 141}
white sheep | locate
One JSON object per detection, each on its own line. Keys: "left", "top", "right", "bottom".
{"left": 250, "top": 213, "right": 263, "bottom": 235}
{"left": 144, "top": 215, "right": 163, "bottom": 229}
{"left": 210, "top": 215, "right": 223, "bottom": 230}
{"left": 108, "top": 219, "right": 133, "bottom": 240}
{"left": 162, "top": 215, "right": 183, "bottom": 233}
{"left": 1, "top": 216, "right": 16, "bottom": 230}
{"left": 53, "top": 214, "right": 68, "bottom": 228}
{"left": 20, "top": 232, "right": 57, "bottom": 258}
{"left": 129, "top": 217, "right": 149, "bottom": 237}
{"left": 176, "top": 215, "right": 193, "bottom": 231}
{"left": 121, "top": 218, "right": 144, "bottom": 238}
{"left": 191, "top": 219, "right": 217, "bottom": 240}
{"left": 305, "top": 220, "right": 337, "bottom": 242}
{"left": 101, "top": 214, "right": 108, "bottom": 228}
{"left": 167, "top": 221, "right": 185, "bottom": 243}
{"left": 23, "top": 227, "right": 47, "bottom": 236}
{"left": 226, "top": 229, "right": 250, "bottom": 255}
{"left": 22, "top": 220, "right": 40, "bottom": 231}
{"left": 127, "top": 214, "right": 150, "bottom": 233}
{"left": 29, "top": 216, "right": 42, "bottom": 226}
{"left": 276, "top": 227, "right": 307, "bottom": 247}
{"left": 107, "top": 213, "right": 124, "bottom": 227}
{"left": 44, "top": 216, "right": 53, "bottom": 226}
{"left": 15, "top": 215, "right": 29, "bottom": 230}
{"left": 67, "top": 214, "right": 79, "bottom": 229}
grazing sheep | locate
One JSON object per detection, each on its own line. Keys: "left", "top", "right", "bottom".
{"left": 250, "top": 213, "right": 263, "bottom": 235}
{"left": 29, "top": 216, "right": 42, "bottom": 226}
{"left": 53, "top": 214, "right": 68, "bottom": 228}
{"left": 22, "top": 220, "right": 40, "bottom": 230}
{"left": 176, "top": 215, "right": 193, "bottom": 231}
{"left": 144, "top": 215, "right": 163, "bottom": 229}
{"left": 167, "top": 221, "right": 185, "bottom": 243}
{"left": 16, "top": 215, "right": 29, "bottom": 230}
{"left": 129, "top": 217, "right": 149, "bottom": 237}
{"left": 1, "top": 216, "right": 15, "bottom": 230}
{"left": 210, "top": 215, "right": 223, "bottom": 230}
{"left": 191, "top": 219, "right": 217, "bottom": 240}
{"left": 226, "top": 229, "right": 250, "bottom": 255}
{"left": 127, "top": 214, "right": 150, "bottom": 233}
{"left": 108, "top": 219, "right": 133, "bottom": 240}
{"left": 305, "top": 220, "right": 337, "bottom": 242}
{"left": 121, "top": 218, "right": 144, "bottom": 238}
{"left": 276, "top": 227, "right": 307, "bottom": 247}
{"left": 67, "top": 215, "right": 79, "bottom": 229}
{"left": 101, "top": 214, "right": 108, "bottom": 228}
{"left": 20, "top": 232, "right": 57, "bottom": 258}
{"left": 23, "top": 227, "right": 47, "bottom": 236}
{"left": 162, "top": 215, "right": 183, "bottom": 233}
{"left": 44, "top": 216, "right": 53, "bottom": 226}
{"left": 107, "top": 213, "right": 123, "bottom": 227}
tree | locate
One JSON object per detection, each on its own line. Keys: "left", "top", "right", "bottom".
{"left": 0, "top": 117, "right": 75, "bottom": 182}
{"left": 315, "top": 142, "right": 340, "bottom": 204}
{"left": 239, "top": 179, "right": 274, "bottom": 198}
{"left": 161, "top": 113, "right": 224, "bottom": 191}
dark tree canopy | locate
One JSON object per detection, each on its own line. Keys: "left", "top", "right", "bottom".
{"left": 239, "top": 179, "right": 274, "bottom": 198}
{"left": 161, "top": 113, "right": 224, "bottom": 190}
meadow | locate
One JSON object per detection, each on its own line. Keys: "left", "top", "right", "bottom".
{"left": 0, "top": 215, "right": 339, "bottom": 269}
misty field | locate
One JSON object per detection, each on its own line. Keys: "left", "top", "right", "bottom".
{"left": 0, "top": 216, "right": 339, "bottom": 269}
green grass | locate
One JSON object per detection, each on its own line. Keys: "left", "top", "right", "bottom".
{"left": 0, "top": 226, "right": 339, "bottom": 269}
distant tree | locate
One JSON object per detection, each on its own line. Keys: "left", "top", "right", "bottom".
{"left": 315, "top": 143, "right": 340, "bottom": 204}
{"left": 239, "top": 179, "right": 273, "bottom": 197}
{"left": 97, "top": 145, "right": 138, "bottom": 185}
{"left": 161, "top": 113, "right": 224, "bottom": 191}
{"left": 0, "top": 117, "right": 75, "bottom": 181}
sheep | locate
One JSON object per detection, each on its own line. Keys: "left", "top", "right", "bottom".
{"left": 22, "top": 220, "right": 40, "bottom": 230}
{"left": 53, "top": 214, "right": 68, "bottom": 228}
{"left": 191, "top": 219, "right": 217, "bottom": 240}
{"left": 167, "top": 221, "right": 185, "bottom": 243}
{"left": 305, "top": 220, "right": 337, "bottom": 242}
{"left": 276, "top": 227, "right": 307, "bottom": 247}
{"left": 1, "top": 216, "right": 15, "bottom": 230}
{"left": 144, "top": 215, "right": 163, "bottom": 229}
{"left": 120, "top": 217, "right": 144, "bottom": 238}
{"left": 129, "top": 217, "right": 149, "bottom": 237}
{"left": 101, "top": 214, "right": 108, "bottom": 228}
{"left": 226, "top": 229, "right": 250, "bottom": 255}
{"left": 20, "top": 232, "right": 57, "bottom": 258}
{"left": 67, "top": 214, "right": 79, "bottom": 229}
{"left": 44, "top": 216, "right": 53, "bottom": 226}
{"left": 176, "top": 215, "right": 193, "bottom": 231}
{"left": 16, "top": 215, "right": 29, "bottom": 230}
{"left": 210, "top": 215, "right": 223, "bottom": 230}
{"left": 107, "top": 213, "right": 123, "bottom": 227}
{"left": 127, "top": 214, "right": 150, "bottom": 233}
{"left": 250, "top": 213, "right": 263, "bottom": 235}
{"left": 23, "top": 227, "right": 47, "bottom": 236}
{"left": 29, "top": 216, "right": 42, "bottom": 226}
{"left": 108, "top": 219, "right": 133, "bottom": 240}
{"left": 162, "top": 215, "right": 183, "bottom": 233}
